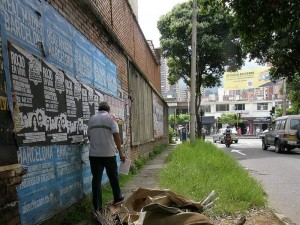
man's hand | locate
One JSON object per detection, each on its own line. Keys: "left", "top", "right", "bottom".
{"left": 119, "top": 151, "right": 126, "bottom": 162}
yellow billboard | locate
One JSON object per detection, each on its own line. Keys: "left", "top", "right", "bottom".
{"left": 224, "top": 67, "right": 271, "bottom": 90}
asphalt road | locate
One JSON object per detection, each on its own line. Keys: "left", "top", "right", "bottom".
{"left": 209, "top": 138, "right": 300, "bottom": 225}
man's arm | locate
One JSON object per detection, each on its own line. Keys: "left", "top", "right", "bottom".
{"left": 113, "top": 132, "right": 126, "bottom": 162}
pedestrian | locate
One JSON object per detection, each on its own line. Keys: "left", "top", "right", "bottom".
{"left": 87, "top": 101, "right": 126, "bottom": 212}
{"left": 246, "top": 126, "right": 250, "bottom": 135}
{"left": 237, "top": 127, "right": 242, "bottom": 136}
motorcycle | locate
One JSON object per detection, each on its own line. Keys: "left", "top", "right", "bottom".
{"left": 225, "top": 135, "right": 231, "bottom": 147}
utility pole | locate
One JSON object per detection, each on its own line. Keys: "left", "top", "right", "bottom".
{"left": 190, "top": 0, "right": 197, "bottom": 144}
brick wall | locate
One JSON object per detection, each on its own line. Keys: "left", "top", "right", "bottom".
{"left": 0, "top": 165, "right": 27, "bottom": 225}
{"left": 48, "top": 0, "right": 161, "bottom": 93}
{"left": 48, "top": 0, "right": 166, "bottom": 157}
{"left": 130, "top": 137, "right": 169, "bottom": 161}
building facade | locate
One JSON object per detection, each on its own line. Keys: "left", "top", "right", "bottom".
{"left": 166, "top": 67, "right": 285, "bottom": 136}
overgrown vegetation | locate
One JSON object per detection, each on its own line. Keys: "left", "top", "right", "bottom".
{"left": 61, "top": 144, "right": 166, "bottom": 225}
{"left": 169, "top": 126, "right": 176, "bottom": 144}
{"left": 62, "top": 141, "right": 267, "bottom": 223}
{"left": 158, "top": 140, "right": 267, "bottom": 216}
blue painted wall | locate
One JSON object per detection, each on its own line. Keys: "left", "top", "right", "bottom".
{"left": 0, "top": 0, "right": 123, "bottom": 224}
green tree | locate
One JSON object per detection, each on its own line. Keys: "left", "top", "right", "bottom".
{"left": 219, "top": 113, "right": 243, "bottom": 126}
{"left": 169, "top": 114, "right": 176, "bottom": 125}
{"left": 287, "top": 76, "right": 300, "bottom": 114}
{"left": 168, "top": 114, "right": 190, "bottom": 125}
{"left": 158, "top": 0, "right": 244, "bottom": 137}
{"left": 225, "top": 0, "right": 300, "bottom": 81}
{"left": 177, "top": 114, "right": 190, "bottom": 125}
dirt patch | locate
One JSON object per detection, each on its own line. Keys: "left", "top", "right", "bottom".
{"left": 210, "top": 208, "right": 285, "bottom": 225}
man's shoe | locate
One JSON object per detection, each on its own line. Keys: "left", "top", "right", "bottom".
{"left": 113, "top": 195, "right": 124, "bottom": 205}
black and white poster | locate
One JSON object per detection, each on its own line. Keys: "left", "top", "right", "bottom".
{"left": 64, "top": 73, "right": 83, "bottom": 144}
{"left": 8, "top": 42, "right": 46, "bottom": 146}
{"left": 81, "top": 84, "right": 94, "bottom": 143}
{"left": 42, "top": 61, "right": 68, "bottom": 144}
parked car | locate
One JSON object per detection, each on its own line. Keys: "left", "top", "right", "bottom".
{"left": 213, "top": 128, "right": 239, "bottom": 144}
{"left": 260, "top": 115, "right": 300, "bottom": 153}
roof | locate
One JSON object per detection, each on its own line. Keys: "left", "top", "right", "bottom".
{"left": 275, "top": 115, "right": 300, "bottom": 120}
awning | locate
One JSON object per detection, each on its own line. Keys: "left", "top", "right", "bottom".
{"left": 201, "top": 116, "right": 215, "bottom": 125}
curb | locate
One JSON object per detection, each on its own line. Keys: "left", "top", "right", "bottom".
{"left": 274, "top": 212, "right": 296, "bottom": 225}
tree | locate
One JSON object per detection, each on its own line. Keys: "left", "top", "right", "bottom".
{"left": 158, "top": 0, "right": 244, "bottom": 137}
{"left": 225, "top": 0, "right": 300, "bottom": 81}
{"left": 219, "top": 113, "right": 243, "bottom": 126}
{"left": 286, "top": 76, "right": 300, "bottom": 114}
{"left": 168, "top": 114, "right": 190, "bottom": 125}
{"left": 177, "top": 114, "right": 190, "bottom": 125}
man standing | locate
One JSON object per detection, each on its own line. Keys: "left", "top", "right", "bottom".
{"left": 88, "top": 101, "right": 126, "bottom": 212}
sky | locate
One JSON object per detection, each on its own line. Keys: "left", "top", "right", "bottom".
{"left": 137, "top": 0, "right": 265, "bottom": 80}
{"left": 137, "top": 0, "right": 188, "bottom": 48}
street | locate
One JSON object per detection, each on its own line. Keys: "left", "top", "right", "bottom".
{"left": 208, "top": 138, "right": 300, "bottom": 225}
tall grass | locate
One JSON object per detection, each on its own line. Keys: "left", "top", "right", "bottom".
{"left": 158, "top": 140, "right": 267, "bottom": 216}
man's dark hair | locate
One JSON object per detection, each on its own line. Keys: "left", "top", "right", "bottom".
{"left": 98, "top": 101, "right": 110, "bottom": 112}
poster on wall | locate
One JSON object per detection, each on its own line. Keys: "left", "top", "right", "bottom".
{"left": 0, "top": 0, "right": 43, "bottom": 53}
{"left": 8, "top": 42, "right": 46, "bottom": 146}
{"left": 93, "top": 48, "right": 107, "bottom": 92}
{"left": 106, "top": 60, "right": 118, "bottom": 97}
{"left": 74, "top": 30, "right": 93, "bottom": 85}
{"left": 42, "top": 61, "right": 68, "bottom": 144}
{"left": 17, "top": 145, "right": 84, "bottom": 225}
{"left": 64, "top": 73, "right": 83, "bottom": 144}
{"left": 94, "top": 89, "right": 104, "bottom": 113}
{"left": 43, "top": 0, "right": 74, "bottom": 72}
{"left": 81, "top": 84, "right": 95, "bottom": 143}
{"left": 0, "top": 28, "right": 18, "bottom": 166}
{"left": 153, "top": 93, "right": 164, "bottom": 137}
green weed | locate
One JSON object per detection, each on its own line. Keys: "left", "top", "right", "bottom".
{"left": 158, "top": 140, "right": 267, "bottom": 216}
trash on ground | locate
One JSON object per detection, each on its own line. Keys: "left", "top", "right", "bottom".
{"left": 99, "top": 187, "right": 216, "bottom": 225}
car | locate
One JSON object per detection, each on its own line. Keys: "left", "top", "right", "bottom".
{"left": 260, "top": 115, "right": 300, "bottom": 153}
{"left": 212, "top": 128, "right": 239, "bottom": 144}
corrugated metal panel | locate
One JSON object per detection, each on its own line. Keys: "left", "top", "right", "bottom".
{"left": 129, "top": 64, "right": 153, "bottom": 144}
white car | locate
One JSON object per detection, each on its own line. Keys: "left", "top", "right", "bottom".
{"left": 212, "top": 128, "right": 239, "bottom": 144}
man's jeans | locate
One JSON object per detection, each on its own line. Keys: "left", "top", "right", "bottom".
{"left": 89, "top": 156, "right": 122, "bottom": 210}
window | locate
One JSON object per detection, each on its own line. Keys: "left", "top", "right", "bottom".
{"left": 290, "top": 119, "right": 300, "bottom": 129}
{"left": 235, "top": 104, "right": 245, "bottom": 110}
{"left": 280, "top": 120, "right": 286, "bottom": 130}
{"left": 201, "top": 105, "right": 211, "bottom": 113}
{"left": 257, "top": 103, "right": 268, "bottom": 110}
{"left": 275, "top": 120, "right": 282, "bottom": 130}
{"left": 216, "top": 104, "right": 229, "bottom": 112}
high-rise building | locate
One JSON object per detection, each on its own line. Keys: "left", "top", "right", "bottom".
{"left": 160, "top": 56, "right": 180, "bottom": 99}
{"left": 160, "top": 56, "right": 168, "bottom": 98}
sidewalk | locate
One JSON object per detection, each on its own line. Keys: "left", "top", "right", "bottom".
{"left": 122, "top": 143, "right": 178, "bottom": 199}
